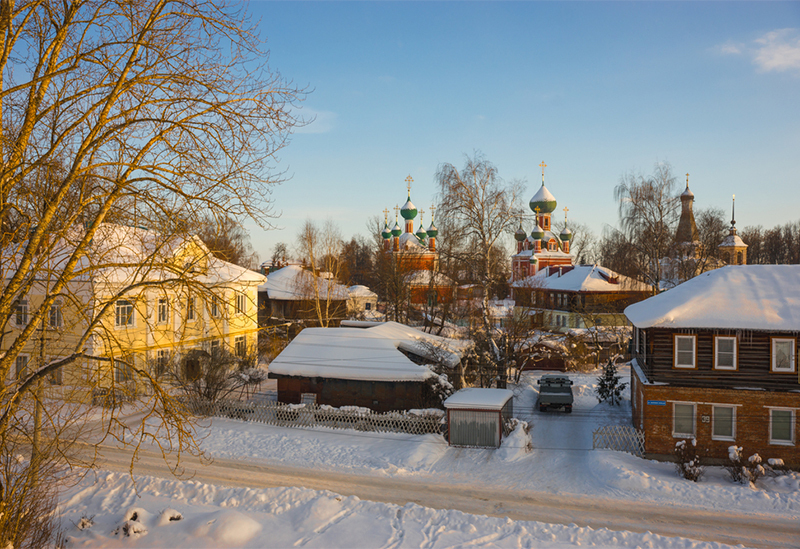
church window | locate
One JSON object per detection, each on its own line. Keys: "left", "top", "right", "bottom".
{"left": 736, "top": 251, "right": 743, "bottom": 265}
{"left": 722, "top": 252, "right": 730, "bottom": 264}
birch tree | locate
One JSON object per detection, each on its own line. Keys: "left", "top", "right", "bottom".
{"left": 435, "top": 153, "right": 525, "bottom": 387}
{"left": 0, "top": 1, "right": 304, "bottom": 544}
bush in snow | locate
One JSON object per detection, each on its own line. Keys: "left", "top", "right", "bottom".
{"left": 673, "top": 439, "right": 704, "bottom": 482}
{"left": 594, "top": 358, "right": 628, "bottom": 406}
{"left": 726, "top": 446, "right": 765, "bottom": 485}
{"left": 765, "top": 458, "right": 791, "bottom": 477}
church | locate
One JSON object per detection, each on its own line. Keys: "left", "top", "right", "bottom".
{"left": 379, "top": 176, "right": 453, "bottom": 305}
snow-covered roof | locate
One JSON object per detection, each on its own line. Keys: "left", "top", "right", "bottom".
{"left": 625, "top": 265, "right": 800, "bottom": 331}
{"left": 405, "top": 270, "right": 454, "bottom": 286}
{"left": 6, "top": 223, "right": 265, "bottom": 287}
{"left": 530, "top": 184, "right": 556, "bottom": 205}
{"left": 269, "top": 321, "right": 469, "bottom": 382}
{"left": 398, "top": 232, "right": 425, "bottom": 250}
{"left": 719, "top": 233, "right": 747, "bottom": 248}
{"left": 512, "top": 265, "right": 650, "bottom": 293}
{"left": 259, "top": 265, "right": 349, "bottom": 301}
{"left": 444, "top": 388, "right": 513, "bottom": 410}
{"left": 348, "top": 285, "right": 377, "bottom": 298}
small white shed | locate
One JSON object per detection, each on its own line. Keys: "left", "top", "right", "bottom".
{"left": 444, "top": 388, "right": 514, "bottom": 448}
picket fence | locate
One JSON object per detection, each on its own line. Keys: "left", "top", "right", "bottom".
{"left": 592, "top": 425, "right": 645, "bottom": 457}
{"left": 185, "top": 398, "right": 445, "bottom": 436}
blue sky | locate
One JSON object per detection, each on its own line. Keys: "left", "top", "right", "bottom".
{"left": 247, "top": 1, "right": 800, "bottom": 263}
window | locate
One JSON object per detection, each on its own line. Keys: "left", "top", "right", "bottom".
{"left": 236, "top": 292, "right": 247, "bottom": 315}
{"left": 15, "top": 355, "right": 28, "bottom": 380}
{"left": 712, "top": 405, "right": 736, "bottom": 441}
{"left": 115, "top": 300, "right": 134, "bottom": 327}
{"left": 736, "top": 251, "right": 743, "bottom": 265}
{"left": 673, "top": 335, "right": 696, "bottom": 369}
{"left": 209, "top": 339, "right": 221, "bottom": 357}
{"left": 49, "top": 365, "right": 62, "bottom": 385}
{"left": 365, "top": 302, "right": 372, "bottom": 311}
{"left": 235, "top": 335, "right": 246, "bottom": 358}
{"left": 187, "top": 297, "right": 196, "bottom": 321}
{"left": 714, "top": 336, "right": 737, "bottom": 370}
{"left": 157, "top": 298, "right": 169, "bottom": 324}
{"left": 14, "top": 299, "right": 28, "bottom": 327}
{"left": 115, "top": 356, "right": 133, "bottom": 383}
{"left": 48, "top": 301, "right": 62, "bottom": 328}
{"left": 673, "top": 402, "right": 696, "bottom": 437}
{"left": 156, "top": 350, "right": 170, "bottom": 376}
{"left": 771, "top": 338, "right": 796, "bottom": 372}
{"left": 211, "top": 298, "right": 221, "bottom": 318}
{"left": 769, "top": 408, "right": 795, "bottom": 445}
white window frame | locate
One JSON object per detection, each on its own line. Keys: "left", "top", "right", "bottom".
{"left": 15, "top": 355, "right": 29, "bottom": 380}
{"left": 673, "top": 334, "right": 697, "bottom": 369}
{"left": 714, "top": 336, "right": 737, "bottom": 371}
{"left": 48, "top": 301, "right": 63, "bottom": 328}
{"left": 771, "top": 337, "right": 796, "bottom": 373}
{"left": 115, "top": 299, "right": 135, "bottom": 327}
{"left": 768, "top": 407, "right": 795, "bottom": 446}
{"left": 211, "top": 298, "right": 221, "bottom": 318}
{"left": 157, "top": 298, "right": 169, "bottom": 324}
{"left": 234, "top": 335, "right": 246, "bottom": 358}
{"left": 711, "top": 404, "right": 736, "bottom": 441}
{"left": 14, "top": 298, "right": 28, "bottom": 327}
{"left": 114, "top": 356, "right": 133, "bottom": 383}
{"left": 156, "top": 349, "right": 170, "bottom": 376}
{"left": 672, "top": 402, "right": 696, "bottom": 438}
{"left": 187, "top": 296, "right": 196, "bottom": 322}
{"left": 236, "top": 292, "right": 247, "bottom": 315}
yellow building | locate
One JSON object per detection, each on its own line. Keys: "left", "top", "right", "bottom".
{"left": 3, "top": 223, "right": 265, "bottom": 401}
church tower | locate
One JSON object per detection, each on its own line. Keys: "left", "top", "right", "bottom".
{"left": 718, "top": 195, "right": 748, "bottom": 265}
{"left": 674, "top": 173, "right": 700, "bottom": 258}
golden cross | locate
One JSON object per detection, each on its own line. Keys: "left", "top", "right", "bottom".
{"left": 383, "top": 208, "right": 389, "bottom": 223}
{"left": 430, "top": 204, "right": 435, "bottom": 222}
{"left": 419, "top": 209, "right": 425, "bottom": 225}
{"left": 534, "top": 206, "right": 541, "bottom": 215}
{"left": 405, "top": 175, "right": 413, "bottom": 193}
{"left": 394, "top": 204, "right": 399, "bottom": 219}
{"left": 685, "top": 173, "right": 690, "bottom": 188}
{"left": 563, "top": 206, "right": 569, "bottom": 222}
{"left": 539, "top": 161, "right": 547, "bottom": 176}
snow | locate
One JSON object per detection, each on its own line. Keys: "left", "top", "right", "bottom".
{"left": 258, "top": 264, "right": 349, "bottom": 301}
{"left": 513, "top": 264, "right": 650, "bottom": 292}
{"left": 625, "top": 265, "right": 800, "bottom": 330}
{"left": 530, "top": 182, "right": 557, "bottom": 204}
{"left": 268, "top": 321, "right": 467, "bottom": 381}
{"left": 444, "top": 388, "right": 514, "bottom": 410}
{"left": 60, "top": 365, "right": 800, "bottom": 548}
{"left": 347, "top": 284, "right": 377, "bottom": 298}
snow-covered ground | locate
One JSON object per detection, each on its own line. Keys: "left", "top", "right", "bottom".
{"left": 59, "top": 366, "right": 800, "bottom": 547}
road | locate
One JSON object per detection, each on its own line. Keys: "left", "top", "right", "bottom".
{"left": 93, "top": 444, "right": 799, "bottom": 549}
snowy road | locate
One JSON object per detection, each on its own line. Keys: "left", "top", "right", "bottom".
{"left": 91, "top": 443, "right": 798, "bottom": 549}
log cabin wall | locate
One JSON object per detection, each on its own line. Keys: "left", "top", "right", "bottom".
{"left": 642, "top": 327, "right": 800, "bottom": 392}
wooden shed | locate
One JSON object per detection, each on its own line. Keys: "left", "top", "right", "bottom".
{"left": 444, "top": 388, "right": 514, "bottom": 448}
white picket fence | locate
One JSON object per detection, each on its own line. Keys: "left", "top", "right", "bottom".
{"left": 592, "top": 425, "right": 645, "bottom": 457}
{"left": 184, "top": 398, "right": 444, "bottom": 436}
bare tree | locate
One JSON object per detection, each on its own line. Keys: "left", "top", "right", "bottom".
{"left": 294, "top": 220, "right": 348, "bottom": 327}
{"left": 435, "top": 153, "right": 525, "bottom": 387}
{"left": 609, "top": 163, "right": 680, "bottom": 291}
{"left": 196, "top": 214, "right": 259, "bottom": 270}
{"left": 0, "top": 1, "right": 304, "bottom": 544}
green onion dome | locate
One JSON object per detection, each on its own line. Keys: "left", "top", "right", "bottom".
{"left": 531, "top": 223, "right": 545, "bottom": 240}
{"left": 514, "top": 225, "right": 527, "bottom": 242}
{"left": 391, "top": 221, "right": 402, "bottom": 237}
{"left": 529, "top": 183, "right": 557, "bottom": 214}
{"left": 426, "top": 221, "right": 438, "bottom": 238}
{"left": 400, "top": 194, "right": 418, "bottom": 220}
{"left": 415, "top": 224, "right": 428, "bottom": 240}
{"left": 560, "top": 226, "right": 573, "bottom": 241}
{"left": 381, "top": 223, "right": 392, "bottom": 240}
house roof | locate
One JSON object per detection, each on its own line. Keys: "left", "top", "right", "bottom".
{"left": 348, "top": 285, "right": 377, "bottom": 298}
{"left": 624, "top": 265, "right": 800, "bottom": 331}
{"left": 268, "top": 321, "right": 469, "bottom": 382}
{"left": 444, "top": 388, "right": 513, "bottom": 410}
{"left": 258, "top": 265, "right": 349, "bottom": 301}
{"left": 512, "top": 265, "right": 651, "bottom": 293}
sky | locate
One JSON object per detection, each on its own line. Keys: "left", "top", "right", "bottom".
{"left": 245, "top": 1, "right": 800, "bottom": 264}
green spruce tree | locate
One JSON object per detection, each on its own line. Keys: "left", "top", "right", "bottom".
{"left": 595, "top": 359, "right": 628, "bottom": 406}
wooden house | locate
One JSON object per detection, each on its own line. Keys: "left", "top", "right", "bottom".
{"left": 625, "top": 265, "right": 800, "bottom": 462}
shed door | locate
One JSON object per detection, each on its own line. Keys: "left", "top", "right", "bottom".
{"left": 450, "top": 410, "right": 499, "bottom": 448}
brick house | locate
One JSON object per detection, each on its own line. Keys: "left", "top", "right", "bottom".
{"left": 625, "top": 265, "right": 800, "bottom": 463}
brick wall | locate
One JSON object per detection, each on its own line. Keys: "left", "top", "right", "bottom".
{"left": 633, "top": 366, "right": 800, "bottom": 463}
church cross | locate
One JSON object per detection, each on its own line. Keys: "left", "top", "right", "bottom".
{"left": 563, "top": 206, "right": 569, "bottom": 223}
{"left": 419, "top": 209, "right": 425, "bottom": 225}
{"left": 394, "top": 204, "right": 399, "bottom": 219}
{"left": 383, "top": 208, "right": 389, "bottom": 223}
{"left": 430, "top": 204, "right": 435, "bottom": 222}
{"left": 405, "top": 175, "right": 413, "bottom": 193}
{"left": 685, "top": 173, "right": 690, "bottom": 188}
{"left": 534, "top": 206, "right": 541, "bottom": 216}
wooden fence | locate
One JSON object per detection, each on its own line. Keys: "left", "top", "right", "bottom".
{"left": 592, "top": 425, "right": 645, "bottom": 457}
{"left": 184, "top": 398, "right": 445, "bottom": 436}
